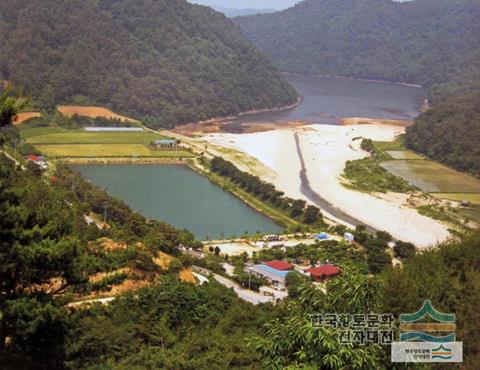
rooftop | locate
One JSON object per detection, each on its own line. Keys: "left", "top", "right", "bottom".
{"left": 255, "top": 264, "right": 290, "bottom": 278}
{"left": 264, "top": 260, "right": 295, "bottom": 271}
{"left": 153, "top": 139, "right": 176, "bottom": 144}
{"left": 305, "top": 265, "right": 341, "bottom": 277}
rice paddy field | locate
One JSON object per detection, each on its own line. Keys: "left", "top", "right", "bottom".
{"left": 26, "top": 131, "right": 163, "bottom": 145}
{"left": 34, "top": 144, "right": 193, "bottom": 158}
{"left": 19, "top": 126, "right": 67, "bottom": 139}
{"left": 373, "top": 136, "right": 480, "bottom": 208}
{"left": 19, "top": 123, "right": 193, "bottom": 159}
{"left": 457, "top": 208, "right": 480, "bottom": 224}
{"left": 380, "top": 160, "right": 480, "bottom": 193}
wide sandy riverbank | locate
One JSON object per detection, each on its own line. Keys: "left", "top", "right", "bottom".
{"left": 201, "top": 122, "right": 451, "bottom": 248}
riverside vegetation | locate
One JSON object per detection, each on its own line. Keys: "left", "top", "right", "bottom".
{"left": 209, "top": 156, "right": 325, "bottom": 230}
{"left": 343, "top": 139, "right": 415, "bottom": 194}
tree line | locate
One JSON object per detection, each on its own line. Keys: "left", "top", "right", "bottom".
{"left": 211, "top": 156, "right": 324, "bottom": 226}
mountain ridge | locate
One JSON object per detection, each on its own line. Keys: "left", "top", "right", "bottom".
{"left": 0, "top": 0, "right": 297, "bottom": 128}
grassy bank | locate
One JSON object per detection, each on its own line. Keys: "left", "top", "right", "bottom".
{"left": 342, "top": 138, "right": 416, "bottom": 193}
{"left": 58, "top": 157, "right": 189, "bottom": 165}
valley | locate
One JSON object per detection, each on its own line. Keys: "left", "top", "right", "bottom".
{"left": 14, "top": 75, "right": 478, "bottom": 246}
{"left": 1, "top": 0, "right": 479, "bottom": 368}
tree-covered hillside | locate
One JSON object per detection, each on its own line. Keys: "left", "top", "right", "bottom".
{"left": 235, "top": 0, "right": 480, "bottom": 176}
{"left": 0, "top": 0, "right": 297, "bottom": 128}
{"left": 235, "top": 0, "right": 480, "bottom": 87}
{"left": 406, "top": 89, "right": 480, "bottom": 177}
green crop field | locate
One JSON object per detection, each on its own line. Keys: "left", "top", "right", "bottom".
{"left": 381, "top": 160, "right": 480, "bottom": 193}
{"left": 34, "top": 144, "right": 194, "bottom": 158}
{"left": 375, "top": 135, "right": 406, "bottom": 151}
{"left": 26, "top": 131, "right": 163, "bottom": 145}
{"left": 386, "top": 150, "right": 423, "bottom": 160}
{"left": 19, "top": 126, "right": 67, "bottom": 139}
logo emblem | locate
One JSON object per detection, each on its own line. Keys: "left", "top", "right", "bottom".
{"left": 392, "top": 300, "right": 463, "bottom": 363}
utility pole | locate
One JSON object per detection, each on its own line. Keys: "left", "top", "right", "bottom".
{"left": 103, "top": 202, "right": 107, "bottom": 224}
{"left": 248, "top": 268, "right": 252, "bottom": 291}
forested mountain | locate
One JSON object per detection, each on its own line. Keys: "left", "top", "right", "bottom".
{"left": 0, "top": 0, "right": 297, "bottom": 128}
{"left": 235, "top": 0, "right": 480, "bottom": 87}
{"left": 406, "top": 90, "right": 480, "bottom": 177}
{"left": 211, "top": 6, "right": 276, "bottom": 17}
{"left": 190, "top": 0, "right": 299, "bottom": 10}
{"left": 235, "top": 0, "right": 480, "bottom": 176}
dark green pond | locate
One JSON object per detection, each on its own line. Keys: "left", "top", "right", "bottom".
{"left": 71, "top": 164, "right": 281, "bottom": 240}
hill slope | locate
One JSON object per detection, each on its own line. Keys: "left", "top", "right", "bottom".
{"left": 406, "top": 89, "right": 480, "bottom": 177}
{"left": 235, "top": 0, "right": 480, "bottom": 177}
{"left": 0, "top": 0, "right": 297, "bottom": 128}
{"left": 235, "top": 0, "right": 480, "bottom": 87}
{"left": 211, "top": 6, "right": 276, "bottom": 17}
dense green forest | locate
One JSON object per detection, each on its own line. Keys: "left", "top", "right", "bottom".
{"left": 0, "top": 0, "right": 297, "bottom": 128}
{"left": 406, "top": 89, "right": 480, "bottom": 177}
{"left": 235, "top": 0, "right": 480, "bottom": 176}
{"left": 235, "top": 0, "right": 480, "bottom": 88}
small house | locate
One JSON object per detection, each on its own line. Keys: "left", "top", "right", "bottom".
{"left": 152, "top": 139, "right": 177, "bottom": 150}
{"left": 251, "top": 260, "right": 295, "bottom": 290}
{"left": 26, "top": 154, "right": 48, "bottom": 170}
{"left": 304, "top": 265, "right": 341, "bottom": 283}
{"left": 264, "top": 260, "right": 295, "bottom": 271}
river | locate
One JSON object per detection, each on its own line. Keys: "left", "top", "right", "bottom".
{"left": 225, "top": 74, "right": 425, "bottom": 132}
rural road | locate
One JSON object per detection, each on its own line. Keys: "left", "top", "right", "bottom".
{"left": 67, "top": 297, "right": 116, "bottom": 308}
{"left": 212, "top": 273, "right": 274, "bottom": 305}
{"left": 193, "top": 266, "right": 275, "bottom": 305}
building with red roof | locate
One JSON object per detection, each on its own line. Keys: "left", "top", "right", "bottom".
{"left": 264, "top": 260, "right": 294, "bottom": 271}
{"left": 304, "top": 265, "right": 341, "bottom": 282}
{"left": 26, "top": 154, "right": 40, "bottom": 161}
{"left": 249, "top": 260, "right": 295, "bottom": 291}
